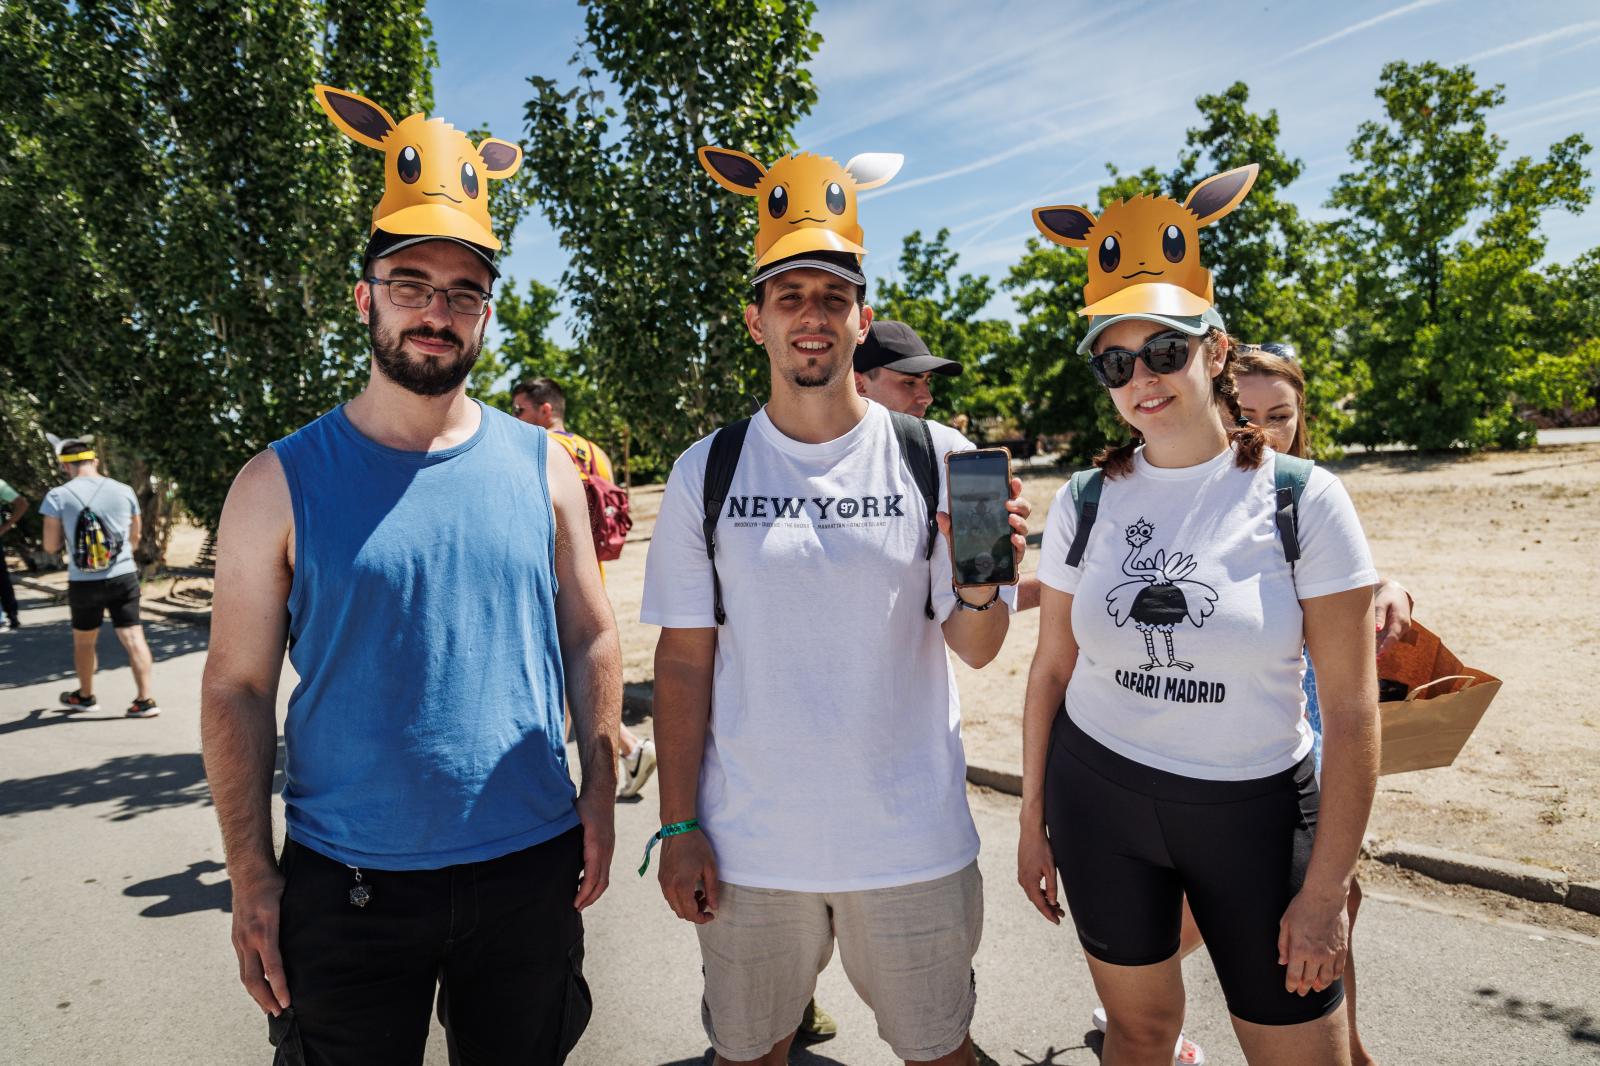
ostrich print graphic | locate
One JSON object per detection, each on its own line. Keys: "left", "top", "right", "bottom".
{"left": 1106, "top": 518, "right": 1218, "bottom": 672}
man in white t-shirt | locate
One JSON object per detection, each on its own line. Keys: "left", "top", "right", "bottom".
{"left": 642, "top": 145, "right": 1029, "bottom": 1066}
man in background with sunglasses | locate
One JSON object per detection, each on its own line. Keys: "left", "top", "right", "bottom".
{"left": 201, "top": 88, "right": 620, "bottom": 1063}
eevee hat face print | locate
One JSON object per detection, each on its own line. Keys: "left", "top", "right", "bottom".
{"left": 698, "top": 147, "right": 903, "bottom": 284}
{"left": 315, "top": 85, "right": 523, "bottom": 274}
{"left": 1032, "top": 164, "right": 1257, "bottom": 353}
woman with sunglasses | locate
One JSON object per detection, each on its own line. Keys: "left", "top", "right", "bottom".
{"left": 1022, "top": 170, "right": 1380, "bottom": 1066}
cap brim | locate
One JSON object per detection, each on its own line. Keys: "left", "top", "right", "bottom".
{"left": 752, "top": 256, "right": 866, "bottom": 287}
{"left": 877, "top": 354, "right": 963, "bottom": 377}
{"left": 1077, "top": 306, "right": 1225, "bottom": 356}
{"left": 757, "top": 228, "right": 868, "bottom": 267}
{"left": 373, "top": 203, "right": 501, "bottom": 251}
{"left": 1081, "top": 282, "right": 1211, "bottom": 319}
{"left": 367, "top": 231, "right": 500, "bottom": 280}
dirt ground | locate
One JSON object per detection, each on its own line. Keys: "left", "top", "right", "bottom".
{"left": 605, "top": 442, "right": 1600, "bottom": 882}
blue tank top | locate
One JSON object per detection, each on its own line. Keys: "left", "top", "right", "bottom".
{"left": 271, "top": 402, "right": 576, "bottom": 869}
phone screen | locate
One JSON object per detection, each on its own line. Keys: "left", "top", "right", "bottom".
{"left": 947, "top": 449, "right": 1016, "bottom": 587}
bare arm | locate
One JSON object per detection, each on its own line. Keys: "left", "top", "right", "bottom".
{"left": 546, "top": 445, "right": 621, "bottom": 911}
{"left": 1280, "top": 584, "right": 1379, "bottom": 996}
{"left": 653, "top": 625, "right": 720, "bottom": 923}
{"left": 199, "top": 449, "right": 294, "bottom": 1016}
{"left": 1018, "top": 585, "right": 1076, "bottom": 923}
{"left": 0, "top": 494, "right": 28, "bottom": 536}
{"left": 42, "top": 515, "right": 61, "bottom": 555}
{"left": 1015, "top": 573, "right": 1041, "bottom": 613}
{"left": 128, "top": 513, "right": 142, "bottom": 553}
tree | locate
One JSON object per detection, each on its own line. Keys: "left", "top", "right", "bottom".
{"left": 0, "top": 0, "right": 441, "bottom": 548}
{"left": 1329, "top": 61, "right": 1593, "bottom": 448}
{"left": 872, "top": 229, "right": 1017, "bottom": 428}
{"left": 1168, "top": 83, "right": 1359, "bottom": 454}
{"left": 1518, "top": 249, "right": 1600, "bottom": 422}
{"left": 520, "top": 0, "right": 820, "bottom": 478}
{"left": 1000, "top": 237, "right": 1121, "bottom": 463}
{"left": 470, "top": 277, "right": 565, "bottom": 412}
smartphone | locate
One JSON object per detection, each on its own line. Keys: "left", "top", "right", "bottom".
{"left": 946, "top": 447, "right": 1017, "bottom": 588}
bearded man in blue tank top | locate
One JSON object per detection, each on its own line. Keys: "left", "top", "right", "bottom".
{"left": 200, "top": 87, "right": 621, "bottom": 1065}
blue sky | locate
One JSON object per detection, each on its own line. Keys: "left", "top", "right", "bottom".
{"left": 429, "top": 0, "right": 1600, "bottom": 346}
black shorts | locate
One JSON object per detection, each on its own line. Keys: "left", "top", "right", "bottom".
{"left": 67, "top": 573, "right": 141, "bottom": 631}
{"left": 273, "top": 827, "right": 591, "bottom": 1065}
{"left": 1044, "top": 708, "right": 1343, "bottom": 1027}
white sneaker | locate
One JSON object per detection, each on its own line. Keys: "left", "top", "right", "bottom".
{"left": 1091, "top": 1006, "right": 1205, "bottom": 1065}
{"left": 619, "top": 738, "right": 657, "bottom": 798}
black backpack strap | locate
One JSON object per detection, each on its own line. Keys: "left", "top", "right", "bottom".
{"left": 1272, "top": 453, "right": 1314, "bottom": 569}
{"left": 702, "top": 419, "right": 751, "bottom": 625}
{"left": 1064, "top": 468, "right": 1103, "bottom": 568}
{"left": 888, "top": 411, "right": 940, "bottom": 620}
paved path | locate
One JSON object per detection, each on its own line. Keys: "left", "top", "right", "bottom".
{"left": 3, "top": 582, "right": 1598, "bottom": 1064}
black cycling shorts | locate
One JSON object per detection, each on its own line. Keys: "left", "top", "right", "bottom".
{"left": 67, "top": 573, "right": 142, "bottom": 631}
{"left": 1044, "top": 708, "right": 1343, "bottom": 1027}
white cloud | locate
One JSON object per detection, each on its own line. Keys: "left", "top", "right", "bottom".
{"left": 1281, "top": 0, "right": 1448, "bottom": 62}
{"left": 1460, "top": 20, "right": 1600, "bottom": 64}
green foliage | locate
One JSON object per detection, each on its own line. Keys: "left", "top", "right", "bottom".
{"left": 520, "top": 0, "right": 820, "bottom": 479}
{"left": 0, "top": 0, "right": 441, "bottom": 540}
{"left": 469, "top": 277, "right": 564, "bottom": 411}
{"left": 872, "top": 229, "right": 1017, "bottom": 427}
{"left": 1329, "top": 61, "right": 1593, "bottom": 449}
{"left": 1167, "top": 84, "right": 1359, "bottom": 455}
{"left": 1000, "top": 239, "right": 1121, "bottom": 462}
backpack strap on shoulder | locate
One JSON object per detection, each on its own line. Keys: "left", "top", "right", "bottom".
{"left": 1064, "top": 468, "right": 1103, "bottom": 568}
{"left": 1272, "top": 453, "right": 1314, "bottom": 567}
{"left": 702, "top": 419, "right": 751, "bottom": 625}
{"left": 888, "top": 411, "right": 940, "bottom": 621}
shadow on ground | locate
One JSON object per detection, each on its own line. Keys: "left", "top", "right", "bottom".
{"left": 0, "top": 740, "right": 284, "bottom": 821}
{"left": 1474, "top": 986, "right": 1600, "bottom": 1048}
{"left": 124, "top": 859, "right": 232, "bottom": 917}
{"left": 0, "top": 615, "right": 209, "bottom": 689}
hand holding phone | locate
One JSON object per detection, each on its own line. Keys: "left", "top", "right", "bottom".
{"left": 946, "top": 448, "right": 1020, "bottom": 588}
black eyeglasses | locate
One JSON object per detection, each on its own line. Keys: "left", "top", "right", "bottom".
{"left": 1087, "top": 331, "right": 1192, "bottom": 389}
{"left": 366, "top": 277, "right": 491, "bottom": 317}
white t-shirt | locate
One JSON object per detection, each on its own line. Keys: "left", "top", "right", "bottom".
{"left": 641, "top": 400, "right": 988, "bottom": 892}
{"left": 1036, "top": 445, "right": 1376, "bottom": 781}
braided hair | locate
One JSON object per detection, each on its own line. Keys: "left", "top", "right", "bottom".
{"left": 1093, "top": 328, "right": 1268, "bottom": 478}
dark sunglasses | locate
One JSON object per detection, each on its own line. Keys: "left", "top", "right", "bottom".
{"left": 1256, "top": 341, "right": 1299, "bottom": 362}
{"left": 1087, "top": 331, "right": 1192, "bottom": 389}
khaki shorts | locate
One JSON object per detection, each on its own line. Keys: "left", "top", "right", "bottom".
{"left": 696, "top": 861, "right": 983, "bottom": 1062}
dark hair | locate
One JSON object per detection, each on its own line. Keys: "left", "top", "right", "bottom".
{"left": 1093, "top": 329, "right": 1269, "bottom": 478}
{"left": 512, "top": 376, "right": 565, "bottom": 417}
{"left": 752, "top": 253, "right": 867, "bottom": 309}
{"left": 1234, "top": 347, "right": 1309, "bottom": 458}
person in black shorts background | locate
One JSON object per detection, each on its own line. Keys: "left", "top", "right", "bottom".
{"left": 0, "top": 476, "right": 29, "bottom": 631}
{"left": 40, "top": 440, "right": 160, "bottom": 718}
{"left": 1019, "top": 167, "right": 1380, "bottom": 1065}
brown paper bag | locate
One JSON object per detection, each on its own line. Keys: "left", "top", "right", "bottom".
{"left": 1374, "top": 620, "right": 1501, "bottom": 776}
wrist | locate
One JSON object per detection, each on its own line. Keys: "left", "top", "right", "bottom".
{"left": 954, "top": 585, "right": 1002, "bottom": 611}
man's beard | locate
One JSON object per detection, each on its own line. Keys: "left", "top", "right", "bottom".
{"left": 369, "top": 303, "right": 482, "bottom": 397}
{"left": 784, "top": 341, "right": 849, "bottom": 390}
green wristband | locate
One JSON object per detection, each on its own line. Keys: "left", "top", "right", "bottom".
{"left": 638, "top": 818, "right": 701, "bottom": 876}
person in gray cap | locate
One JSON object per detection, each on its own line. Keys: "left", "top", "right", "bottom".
{"left": 852, "top": 319, "right": 962, "bottom": 419}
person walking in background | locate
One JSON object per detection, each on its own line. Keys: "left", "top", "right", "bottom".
{"left": 0, "top": 476, "right": 29, "bottom": 631}
{"left": 513, "top": 376, "right": 656, "bottom": 799}
{"left": 40, "top": 440, "right": 159, "bottom": 717}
